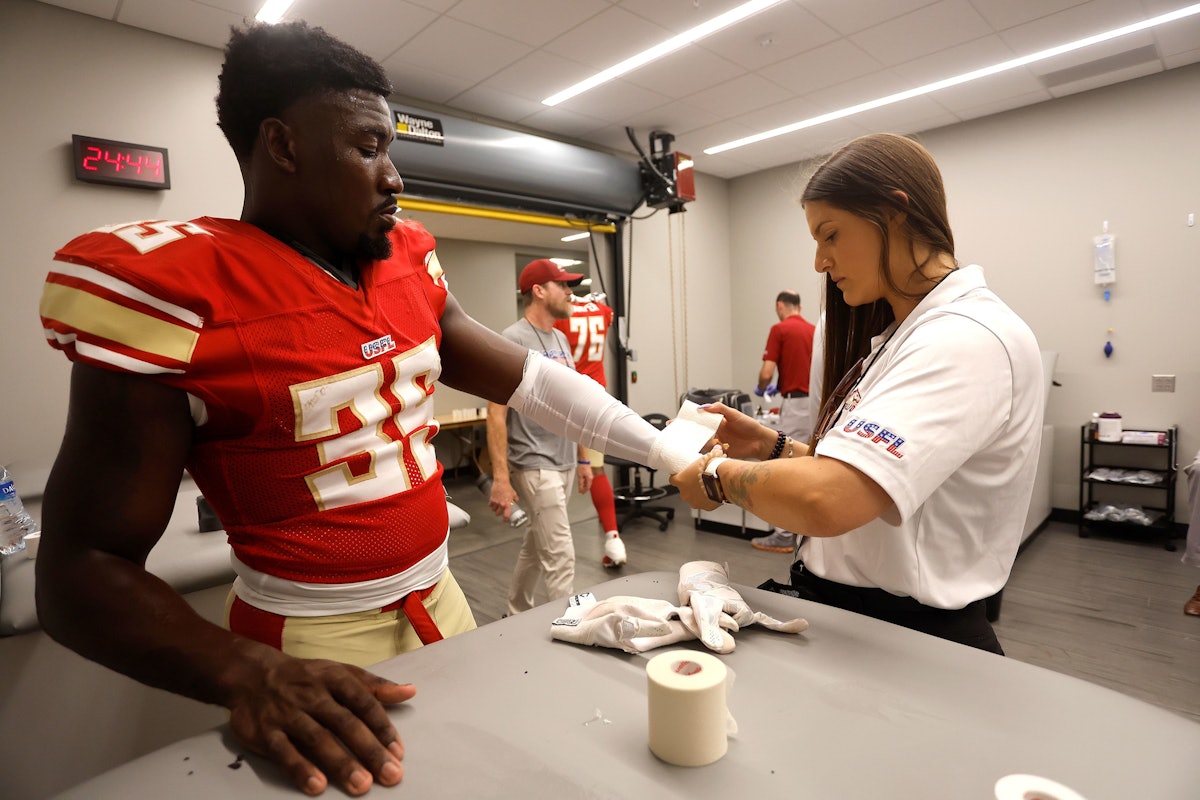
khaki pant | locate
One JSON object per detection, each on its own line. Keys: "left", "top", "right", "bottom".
{"left": 507, "top": 467, "right": 576, "bottom": 615}
{"left": 224, "top": 568, "right": 477, "bottom": 668}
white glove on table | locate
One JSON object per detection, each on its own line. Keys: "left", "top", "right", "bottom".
{"left": 549, "top": 592, "right": 735, "bottom": 654}
{"left": 678, "top": 561, "right": 809, "bottom": 652}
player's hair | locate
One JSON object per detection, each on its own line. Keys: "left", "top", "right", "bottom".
{"left": 216, "top": 21, "right": 393, "bottom": 162}
{"left": 776, "top": 290, "right": 800, "bottom": 307}
{"left": 801, "top": 133, "right": 955, "bottom": 441}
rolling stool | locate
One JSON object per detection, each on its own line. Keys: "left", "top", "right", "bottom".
{"left": 609, "top": 413, "right": 677, "bottom": 532}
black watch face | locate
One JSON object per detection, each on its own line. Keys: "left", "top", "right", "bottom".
{"left": 701, "top": 471, "right": 722, "bottom": 503}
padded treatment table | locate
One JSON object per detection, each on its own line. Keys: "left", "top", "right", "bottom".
{"left": 54, "top": 572, "right": 1200, "bottom": 799}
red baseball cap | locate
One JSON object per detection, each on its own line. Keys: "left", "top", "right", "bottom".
{"left": 519, "top": 259, "right": 585, "bottom": 293}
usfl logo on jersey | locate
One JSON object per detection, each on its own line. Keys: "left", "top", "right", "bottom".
{"left": 361, "top": 334, "right": 396, "bottom": 360}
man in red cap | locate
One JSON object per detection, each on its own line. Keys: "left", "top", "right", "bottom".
{"left": 487, "top": 259, "right": 596, "bottom": 613}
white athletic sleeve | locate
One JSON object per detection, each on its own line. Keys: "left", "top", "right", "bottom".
{"left": 507, "top": 351, "right": 700, "bottom": 473}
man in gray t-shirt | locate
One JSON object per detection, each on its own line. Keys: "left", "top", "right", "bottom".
{"left": 487, "top": 259, "right": 594, "bottom": 614}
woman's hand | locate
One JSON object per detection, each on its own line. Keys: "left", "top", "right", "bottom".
{"left": 698, "top": 403, "right": 780, "bottom": 460}
{"left": 670, "top": 445, "right": 725, "bottom": 511}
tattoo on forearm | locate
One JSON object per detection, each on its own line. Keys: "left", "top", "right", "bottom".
{"left": 723, "top": 464, "right": 764, "bottom": 510}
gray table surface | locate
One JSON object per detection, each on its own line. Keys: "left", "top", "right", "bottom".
{"left": 57, "top": 571, "right": 1200, "bottom": 799}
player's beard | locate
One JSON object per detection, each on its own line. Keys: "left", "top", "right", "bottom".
{"left": 357, "top": 232, "right": 392, "bottom": 261}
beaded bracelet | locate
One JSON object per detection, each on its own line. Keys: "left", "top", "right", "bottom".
{"left": 767, "top": 429, "right": 788, "bottom": 460}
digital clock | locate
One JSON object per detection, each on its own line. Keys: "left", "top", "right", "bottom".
{"left": 72, "top": 135, "right": 171, "bottom": 189}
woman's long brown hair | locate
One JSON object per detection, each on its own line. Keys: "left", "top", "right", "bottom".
{"left": 801, "top": 133, "right": 956, "bottom": 442}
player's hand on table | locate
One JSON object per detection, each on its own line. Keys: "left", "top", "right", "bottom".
{"left": 225, "top": 645, "right": 417, "bottom": 796}
{"left": 697, "top": 402, "right": 781, "bottom": 460}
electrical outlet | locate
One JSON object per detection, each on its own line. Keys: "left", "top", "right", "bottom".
{"left": 1151, "top": 374, "right": 1175, "bottom": 393}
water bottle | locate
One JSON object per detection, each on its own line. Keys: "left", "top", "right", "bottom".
{"left": 1, "top": 465, "right": 39, "bottom": 556}
{"left": 474, "top": 473, "right": 530, "bottom": 528}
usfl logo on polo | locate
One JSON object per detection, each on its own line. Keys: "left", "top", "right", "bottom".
{"left": 361, "top": 334, "right": 396, "bottom": 360}
{"left": 841, "top": 419, "right": 906, "bottom": 458}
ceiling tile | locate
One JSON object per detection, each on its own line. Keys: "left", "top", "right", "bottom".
{"left": 998, "top": 0, "right": 1158, "bottom": 54}
{"left": 928, "top": 68, "right": 1050, "bottom": 114}
{"left": 385, "top": 63, "right": 477, "bottom": 105}
{"left": 391, "top": 15, "right": 531, "bottom": 83}
{"left": 696, "top": 2, "right": 841, "bottom": 70}
{"left": 802, "top": 68, "right": 913, "bottom": 114}
{"left": 193, "top": 0, "right": 259, "bottom": 15}
{"left": 290, "top": 0, "right": 438, "bottom": 62}
{"left": 551, "top": 76, "right": 674, "bottom": 121}
{"left": 116, "top": 0, "right": 244, "bottom": 48}
{"left": 1152, "top": 14, "right": 1200, "bottom": 59}
{"left": 616, "top": 0, "right": 751, "bottom": 34}
{"left": 447, "top": 0, "right": 610, "bottom": 47}
{"left": 483, "top": 50, "right": 600, "bottom": 102}
{"left": 966, "top": 0, "right": 1090, "bottom": 32}
{"left": 948, "top": 86, "right": 1054, "bottom": 122}
{"left": 621, "top": 46, "right": 745, "bottom": 97}
{"left": 448, "top": 86, "right": 547, "bottom": 122}
{"left": 620, "top": 100, "right": 723, "bottom": 137}
{"left": 891, "top": 35, "right": 1018, "bottom": 86}
{"left": 683, "top": 71, "right": 796, "bottom": 117}
{"left": 803, "top": 0, "right": 941, "bottom": 36}
{"left": 542, "top": 5, "right": 671, "bottom": 69}
{"left": 849, "top": 0, "right": 993, "bottom": 67}
{"left": 34, "top": 0, "right": 120, "bottom": 17}
{"left": 758, "top": 38, "right": 883, "bottom": 95}
{"left": 519, "top": 106, "right": 613, "bottom": 140}
{"left": 848, "top": 95, "right": 961, "bottom": 135}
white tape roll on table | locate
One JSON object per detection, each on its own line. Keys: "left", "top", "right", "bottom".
{"left": 995, "top": 773, "right": 1089, "bottom": 800}
{"left": 646, "top": 649, "right": 730, "bottom": 767}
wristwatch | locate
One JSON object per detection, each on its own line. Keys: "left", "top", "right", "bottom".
{"left": 701, "top": 457, "right": 729, "bottom": 504}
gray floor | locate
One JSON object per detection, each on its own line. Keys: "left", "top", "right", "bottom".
{"left": 444, "top": 472, "right": 1200, "bottom": 725}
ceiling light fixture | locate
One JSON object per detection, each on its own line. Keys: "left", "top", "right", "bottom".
{"left": 561, "top": 232, "right": 591, "bottom": 242}
{"left": 542, "top": 0, "right": 786, "bottom": 106}
{"left": 705, "top": 2, "right": 1200, "bottom": 155}
{"left": 255, "top": 0, "right": 296, "bottom": 24}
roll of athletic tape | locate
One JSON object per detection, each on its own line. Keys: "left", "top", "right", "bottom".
{"left": 646, "top": 650, "right": 730, "bottom": 767}
{"left": 995, "top": 773, "right": 1088, "bottom": 800}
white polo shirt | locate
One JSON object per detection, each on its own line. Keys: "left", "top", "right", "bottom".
{"left": 801, "top": 265, "right": 1043, "bottom": 609}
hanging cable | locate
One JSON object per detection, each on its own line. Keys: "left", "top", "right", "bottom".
{"left": 667, "top": 216, "right": 680, "bottom": 401}
{"left": 677, "top": 211, "right": 690, "bottom": 394}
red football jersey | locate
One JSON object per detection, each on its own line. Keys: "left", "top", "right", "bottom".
{"left": 41, "top": 217, "right": 451, "bottom": 583}
{"left": 554, "top": 298, "right": 613, "bottom": 387}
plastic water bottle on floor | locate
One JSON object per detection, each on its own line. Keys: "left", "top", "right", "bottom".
{"left": 1, "top": 465, "right": 39, "bottom": 556}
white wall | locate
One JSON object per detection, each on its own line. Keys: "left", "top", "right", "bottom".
{"left": 625, "top": 171, "right": 734, "bottom": 416}
{"left": 727, "top": 63, "right": 1200, "bottom": 520}
{"left": 0, "top": 0, "right": 241, "bottom": 480}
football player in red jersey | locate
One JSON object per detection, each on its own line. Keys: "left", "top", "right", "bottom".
{"left": 554, "top": 292, "right": 627, "bottom": 567}
{"left": 36, "top": 22, "right": 694, "bottom": 798}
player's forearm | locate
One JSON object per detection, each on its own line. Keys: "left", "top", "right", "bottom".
{"left": 36, "top": 546, "right": 261, "bottom": 709}
{"left": 485, "top": 402, "right": 511, "bottom": 481}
